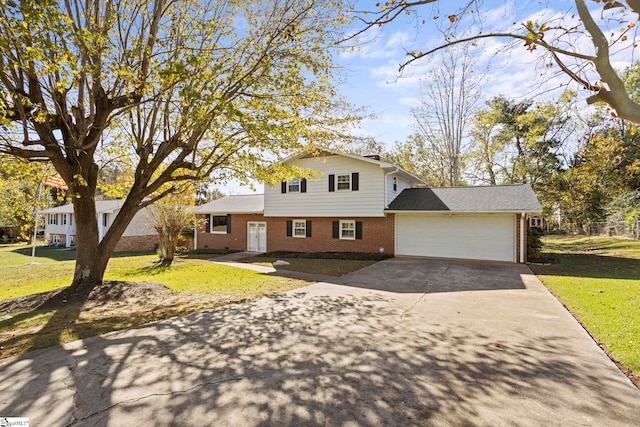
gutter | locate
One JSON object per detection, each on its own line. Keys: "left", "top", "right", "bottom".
{"left": 384, "top": 167, "right": 398, "bottom": 209}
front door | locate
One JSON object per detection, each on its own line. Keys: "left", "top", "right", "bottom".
{"left": 247, "top": 222, "right": 267, "bottom": 252}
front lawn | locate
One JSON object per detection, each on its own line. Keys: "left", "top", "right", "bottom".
{"left": 530, "top": 235, "right": 640, "bottom": 386}
{"left": 0, "top": 243, "right": 310, "bottom": 358}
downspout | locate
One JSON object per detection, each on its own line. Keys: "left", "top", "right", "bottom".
{"left": 520, "top": 212, "right": 525, "bottom": 263}
{"left": 193, "top": 213, "right": 198, "bottom": 250}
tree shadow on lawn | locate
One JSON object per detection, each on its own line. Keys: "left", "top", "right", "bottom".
{"left": 1, "top": 290, "right": 639, "bottom": 426}
{"left": 530, "top": 253, "right": 640, "bottom": 280}
{"left": 11, "top": 246, "right": 156, "bottom": 262}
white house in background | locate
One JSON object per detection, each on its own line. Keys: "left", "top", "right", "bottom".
{"left": 41, "top": 200, "right": 159, "bottom": 252}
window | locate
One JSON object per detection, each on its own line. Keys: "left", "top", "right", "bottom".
{"left": 62, "top": 215, "right": 67, "bottom": 225}
{"left": 102, "top": 213, "right": 108, "bottom": 227}
{"left": 393, "top": 177, "right": 398, "bottom": 192}
{"left": 340, "top": 220, "right": 355, "bottom": 240}
{"left": 329, "top": 173, "right": 358, "bottom": 192}
{"left": 293, "top": 220, "right": 306, "bottom": 238}
{"left": 48, "top": 214, "right": 58, "bottom": 225}
{"left": 212, "top": 215, "right": 228, "bottom": 233}
{"left": 52, "top": 235, "right": 60, "bottom": 244}
{"left": 337, "top": 174, "right": 350, "bottom": 191}
{"left": 288, "top": 178, "right": 300, "bottom": 193}
{"left": 70, "top": 215, "right": 73, "bottom": 226}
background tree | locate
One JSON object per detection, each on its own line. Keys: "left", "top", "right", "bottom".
{"left": 0, "top": 156, "right": 52, "bottom": 240}
{"left": 147, "top": 201, "right": 193, "bottom": 265}
{"left": 352, "top": 0, "right": 640, "bottom": 124}
{"left": 0, "top": 0, "right": 357, "bottom": 293}
{"left": 406, "top": 44, "right": 483, "bottom": 186}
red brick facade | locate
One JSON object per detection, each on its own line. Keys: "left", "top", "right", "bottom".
{"left": 196, "top": 214, "right": 395, "bottom": 255}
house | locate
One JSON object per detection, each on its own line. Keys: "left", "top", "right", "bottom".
{"left": 195, "top": 150, "right": 542, "bottom": 263}
{"left": 528, "top": 216, "right": 547, "bottom": 229}
{"left": 41, "top": 200, "right": 159, "bottom": 252}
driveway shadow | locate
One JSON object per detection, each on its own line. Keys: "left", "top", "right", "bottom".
{"left": 339, "top": 257, "right": 530, "bottom": 294}
{"left": 1, "top": 288, "right": 639, "bottom": 426}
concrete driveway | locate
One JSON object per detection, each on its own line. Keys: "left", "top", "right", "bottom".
{"left": 1, "top": 258, "right": 639, "bottom": 426}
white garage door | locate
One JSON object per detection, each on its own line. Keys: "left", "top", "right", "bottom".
{"left": 396, "top": 214, "right": 516, "bottom": 262}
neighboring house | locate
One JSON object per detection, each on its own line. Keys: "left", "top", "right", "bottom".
{"left": 528, "top": 216, "right": 547, "bottom": 229}
{"left": 41, "top": 200, "right": 159, "bottom": 252}
{"left": 195, "top": 149, "right": 542, "bottom": 263}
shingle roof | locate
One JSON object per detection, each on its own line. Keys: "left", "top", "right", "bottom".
{"left": 387, "top": 184, "right": 542, "bottom": 213}
{"left": 195, "top": 194, "right": 264, "bottom": 214}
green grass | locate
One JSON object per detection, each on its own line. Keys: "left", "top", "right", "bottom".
{"left": 0, "top": 243, "right": 310, "bottom": 358}
{"left": 530, "top": 235, "right": 640, "bottom": 383}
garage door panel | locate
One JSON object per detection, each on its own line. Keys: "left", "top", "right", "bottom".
{"left": 396, "top": 214, "right": 515, "bottom": 262}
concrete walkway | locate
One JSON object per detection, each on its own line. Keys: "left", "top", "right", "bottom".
{"left": 1, "top": 258, "right": 639, "bottom": 426}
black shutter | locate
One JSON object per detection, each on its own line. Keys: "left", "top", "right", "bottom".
{"left": 301, "top": 178, "right": 307, "bottom": 193}
{"left": 281, "top": 181, "right": 287, "bottom": 193}
{"left": 286, "top": 220, "right": 292, "bottom": 237}
{"left": 205, "top": 215, "right": 210, "bottom": 233}
{"left": 306, "top": 220, "right": 312, "bottom": 237}
{"left": 328, "top": 174, "right": 335, "bottom": 192}
{"left": 226, "top": 214, "right": 232, "bottom": 234}
{"left": 332, "top": 221, "right": 339, "bottom": 238}
{"left": 356, "top": 221, "right": 363, "bottom": 239}
{"left": 352, "top": 173, "right": 359, "bottom": 191}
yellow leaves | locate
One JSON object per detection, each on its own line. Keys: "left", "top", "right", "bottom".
{"left": 73, "top": 175, "right": 88, "bottom": 187}
{"left": 448, "top": 15, "right": 456, "bottom": 23}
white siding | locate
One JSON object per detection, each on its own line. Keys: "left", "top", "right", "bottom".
{"left": 385, "top": 174, "right": 412, "bottom": 207}
{"left": 264, "top": 154, "right": 387, "bottom": 217}
{"left": 396, "top": 213, "right": 516, "bottom": 262}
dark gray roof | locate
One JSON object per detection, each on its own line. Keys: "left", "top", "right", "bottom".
{"left": 387, "top": 184, "right": 542, "bottom": 213}
{"left": 195, "top": 194, "right": 264, "bottom": 214}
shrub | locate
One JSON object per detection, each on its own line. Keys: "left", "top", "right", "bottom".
{"left": 527, "top": 227, "right": 544, "bottom": 260}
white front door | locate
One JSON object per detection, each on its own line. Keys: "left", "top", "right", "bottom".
{"left": 247, "top": 222, "right": 267, "bottom": 252}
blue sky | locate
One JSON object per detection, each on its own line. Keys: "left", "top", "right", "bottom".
{"left": 222, "top": 0, "right": 635, "bottom": 194}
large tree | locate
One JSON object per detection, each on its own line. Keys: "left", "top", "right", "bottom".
{"left": 407, "top": 44, "right": 483, "bottom": 186}
{"left": 352, "top": 0, "right": 640, "bottom": 123}
{"left": 0, "top": 0, "right": 357, "bottom": 292}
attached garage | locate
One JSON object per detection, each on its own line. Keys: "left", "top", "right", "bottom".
{"left": 396, "top": 213, "right": 516, "bottom": 262}
{"left": 387, "top": 185, "right": 542, "bottom": 263}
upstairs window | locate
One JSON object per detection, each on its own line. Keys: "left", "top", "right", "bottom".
{"left": 61, "top": 215, "right": 67, "bottom": 225}
{"left": 288, "top": 178, "right": 300, "bottom": 193}
{"left": 281, "top": 178, "right": 307, "bottom": 193}
{"left": 337, "top": 174, "right": 350, "bottom": 191}
{"left": 393, "top": 177, "right": 398, "bottom": 192}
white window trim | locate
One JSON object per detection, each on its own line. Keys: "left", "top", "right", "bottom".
{"left": 339, "top": 220, "right": 356, "bottom": 240}
{"left": 211, "top": 214, "right": 228, "bottom": 234}
{"left": 288, "top": 178, "right": 300, "bottom": 193}
{"left": 293, "top": 219, "right": 306, "bottom": 238}
{"left": 52, "top": 235, "right": 60, "bottom": 244}
{"left": 393, "top": 176, "right": 398, "bottom": 193}
{"left": 336, "top": 174, "right": 351, "bottom": 191}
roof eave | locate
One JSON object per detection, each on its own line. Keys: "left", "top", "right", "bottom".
{"left": 386, "top": 209, "right": 542, "bottom": 214}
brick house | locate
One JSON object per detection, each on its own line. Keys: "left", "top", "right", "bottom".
{"left": 41, "top": 200, "right": 159, "bottom": 252}
{"left": 194, "top": 150, "right": 541, "bottom": 263}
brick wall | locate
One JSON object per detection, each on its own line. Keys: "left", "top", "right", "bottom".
{"left": 196, "top": 214, "right": 395, "bottom": 254}
{"left": 196, "top": 214, "right": 263, "bottom": 252}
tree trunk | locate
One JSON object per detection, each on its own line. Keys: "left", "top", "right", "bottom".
{"left": 70, "top": 186, "right": 107, "bottom": 292}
